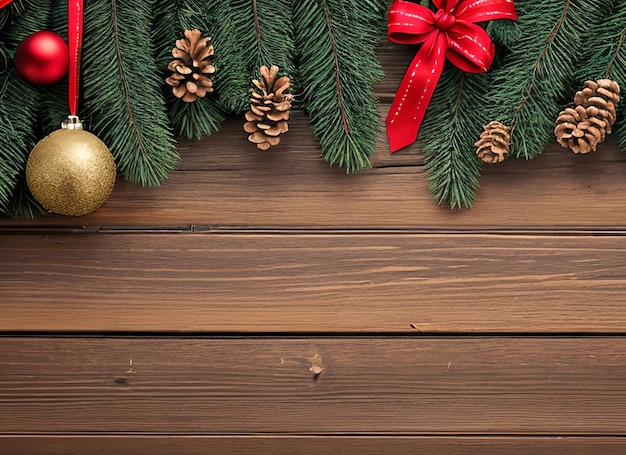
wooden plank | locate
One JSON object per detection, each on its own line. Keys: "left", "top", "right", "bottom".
{"left": 1, "top": 337, "right": 626, "bottom": 435}
{"left": 1, "top": 123, "right": 624, "bottom": 228}
{"left": 2, "top": 436, "right": 626, "bottom": 455}
{"left": 3, "top": 232, "right": 626, "bottom": 333}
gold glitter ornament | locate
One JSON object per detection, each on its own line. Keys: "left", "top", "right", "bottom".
{"left": 26, "top": 116, "right": 116, "bottom": 216}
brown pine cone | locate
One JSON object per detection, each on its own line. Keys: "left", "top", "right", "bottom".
{"left": 475, "top": 121, "right": 511, "bottom": 164}
{"left": 573, "top": 79, "right": 620, "bottom": 133}
{"left": 165, "top": 29, "right": 215, "bottom": 102}
{"left": 554, "top": 105, "right": 607, "bottom": 154}
{"left": 244, "top": 65, "right": 293, "bottom": 150}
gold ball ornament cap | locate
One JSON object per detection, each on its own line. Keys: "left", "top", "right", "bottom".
{"left": 26, "top": 116, "right": 117, "bottom": 216}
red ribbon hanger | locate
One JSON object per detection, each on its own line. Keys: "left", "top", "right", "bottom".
{"left": 386, "top": 0, "right": 517, "bottom": 152}
{"left": 68, "top": 0, "right": 83, "bottom": 117}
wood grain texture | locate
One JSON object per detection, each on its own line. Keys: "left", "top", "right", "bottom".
{"left": 3, "top": 232, "right": 626, "bottom": 333}
{"left": 3, "top": 436, "right": 626, "bottom": 455}
{"left": 2, "top": 130, "right": 625, "bottom": 229}
{"left": 1, "top": 337, "right": 625, "bottom": 435}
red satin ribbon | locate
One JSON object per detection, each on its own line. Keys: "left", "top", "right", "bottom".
{"left": 0, "top": 1, "right": 12, "bottom": 8}
{"left": 68, "top": 0, "right": 83, "bottom": 116}
{"left": 386, "top": 0, "right": 517, "bottom": 152}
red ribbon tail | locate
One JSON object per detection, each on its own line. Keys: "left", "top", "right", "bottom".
{"left": 386, "top": 33, "right": 447, "bottom": 153}
{"left": 386, "top": 113, "right": 419, "bottom": 153}
{"left": 0, "top": 1, "right": 12, "bottom": 9}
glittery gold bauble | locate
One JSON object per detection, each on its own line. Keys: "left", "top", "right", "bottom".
{"left": 26, "top": 116, "right": 116, "bottom": 216}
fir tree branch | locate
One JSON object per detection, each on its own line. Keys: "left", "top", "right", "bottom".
{"left": 36, "top": 0, "right": 67, "bottom": 137}
{"left": 419, "top": 68, "right": 487, "bottom": 209}
{"left": 0, "top": 71, "right": 35, "bottom": 215}
{"left": 486, "top": 16, "right": 520, "bottom": 52}
{"left": 0, "top": 0, "right": 35, "bottom": 29}
{"left": 253, "top": 0, "right": 262, "bottom": 51}
{"left": 576, "top": 0, "right": 626, "bottom": 81}
{"left": 293, "top": 0, "right": 386, "bottom": 173}
{"left": 37, "top": 82, "right": 66, "bottom": 137}
{"left": 0, "top": 1, "right": 50, "bottom": 216}
{"left": 322, "top": 0, "right": 349, "bottom": 135}
{"left": 483, "top": 0, "right": 614, "bottom": 160}
{"left": 82, "top": 0, "right": 178, "bottom": 186}
{"left": 211, "top": 1, "right": 256, "bottom": 114}
{"left": 249, "top": 0, "right": 295, "bottom": 79}
{"left": 574, "top": 0, "right": 626, "bottom": 150}
{"left": 152, "top": 0, "right": 225, "bottom": 140}
{"left": 510, "top": 1, "right": 570, "bottom": 131}
{"left": 213, "top": 0, "right": 295, "bottom": 115}
{"left": 606, "top": 29, "right": 626, "bottom": 79}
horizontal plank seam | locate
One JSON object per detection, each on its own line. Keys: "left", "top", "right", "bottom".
{"left": 5, "top": 226, "right": 626, "bottom": 236}
{"left": 2, "top": 333, "right": 626, "bottom": 339}
{"left": 1, "top": 433, "right": 626, "bottom": 438}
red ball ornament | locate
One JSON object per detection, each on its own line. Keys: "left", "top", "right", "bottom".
{"left": 14, "top": 30, "right": 69, "bottom": 86}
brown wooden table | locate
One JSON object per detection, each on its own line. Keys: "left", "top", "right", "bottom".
{"left": 2, "top": 45, "right": 626, "bottom": 454}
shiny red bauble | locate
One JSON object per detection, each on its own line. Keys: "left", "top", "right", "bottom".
{"left": 14, "top": 30, "right": 69, "bottom": 85}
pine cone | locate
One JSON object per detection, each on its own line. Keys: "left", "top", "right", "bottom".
{"left": 475, "top": 121, "right": 511, "bottom": 164}
{"left": 165, "top": 29, "right": 215, "bottom": 102}
{"left": 244, "top": 65, "right": 292, "bottom": 150}
{"left": 573, "top": 79, "right": 620, "bottom": 133}
{"left": 554, "top": 105, "right": 607, "bottom": 154}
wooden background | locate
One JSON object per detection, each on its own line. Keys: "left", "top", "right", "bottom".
{"left": 2, "top": 44, "right": 626, "bottom": 454}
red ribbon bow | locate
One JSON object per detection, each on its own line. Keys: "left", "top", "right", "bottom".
{"left": 386, "top": 0, "right": 517, "bottom": 152}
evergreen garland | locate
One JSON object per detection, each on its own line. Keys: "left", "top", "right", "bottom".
{"left": 575, "top": 0, "right": 626, "bottom": 150}
{"left": 81, "top": 0, "right": 178, "bottom": 187}
{"left": 483, "top": 0, "right": 612, "bottom": 160}
{"left": 0, "top": 1, "right": 50, "bottom": 216}
{"left": 2, "top": 0, "right": 625, "bottom": 215}
{"left": 293, "top": 0, "right": 386, "bottom": 173}
{"left": 152, "top": 0, "right": 225, "bottom": 140}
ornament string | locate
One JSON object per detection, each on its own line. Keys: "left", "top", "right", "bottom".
{"left": 386, "top": 0, "right": 517, "bottom": 153}
{"left": 68, "top": 0, "right": 83, "bottom": 117}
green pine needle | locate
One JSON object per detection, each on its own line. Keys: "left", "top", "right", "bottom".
{"left": 294, "top": 0, "right": 386, "bottom": 173}
{"left": 152, "top": 0, "right": 225, "bottom": 140}
{"left": 82, "top": 0, "right": 178, "bottom": 187}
